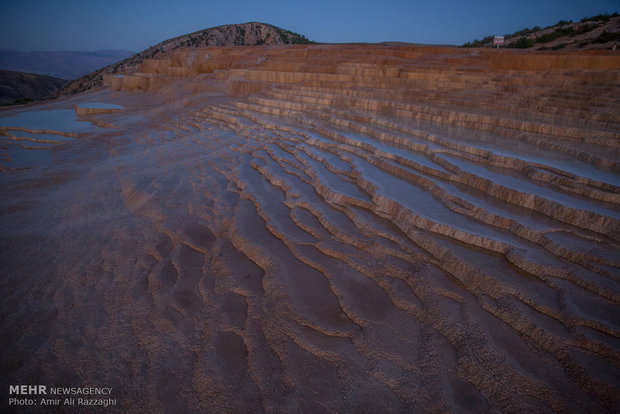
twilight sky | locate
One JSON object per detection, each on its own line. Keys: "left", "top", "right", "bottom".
{"left": 0, "top": 0, "right": 618, "bottom": 52}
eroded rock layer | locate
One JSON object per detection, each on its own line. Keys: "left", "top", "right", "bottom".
{"left": 1, "top": 45, "right": 619, "bottom": 413}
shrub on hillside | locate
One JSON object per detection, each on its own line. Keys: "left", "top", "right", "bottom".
{"left": 462, "top": 35, "right": 494, "bottom": 48}
{"left": 591, "top": 31, "right": 620, "bottom": 44}
{"left": 575, "top": 23, "right": 600, "bottom": 35}
{"left": 581, "top": 12, "right": 618, "bottom": 23}
{"left": 510, "top": 26, "right": 541, "bottom": 38}
{"left": 509, "top": 37, "right": 535, "bottom": 48}
{"left": 536, "top": 27, "right": 575, "bottom": 43}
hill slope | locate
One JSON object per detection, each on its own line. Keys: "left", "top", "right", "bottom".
{"left": 59, "top": 22, "right": 313, "bottom": 95}
{"left": 0, "top": 69, "right": 66, "bottom": 105}
{"left": 0, "top": 49, "right": 135, "bottom": 80}
{"left": 464, "top": 12, "right": 620, "bottom": 50}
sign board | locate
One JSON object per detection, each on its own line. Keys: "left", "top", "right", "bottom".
{"left": 493, "top": 36, "right": 505, "bottom": 45}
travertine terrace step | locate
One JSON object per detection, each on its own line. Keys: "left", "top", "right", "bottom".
{"left": 25, "top": 44, "right": 619, "bottom": 412}
{"left": 268, "top": 84, "right": 619, "bottom": 127}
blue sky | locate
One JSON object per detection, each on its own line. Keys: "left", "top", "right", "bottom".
{"left": 0, "top": 0, "right": 618, "bottom": 52}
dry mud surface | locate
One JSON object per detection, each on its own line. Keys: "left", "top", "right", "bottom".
{"left": 1, "top": 45, "right": 619, "bottom": 413}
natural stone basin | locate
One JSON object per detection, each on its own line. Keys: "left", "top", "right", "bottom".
{"left": 75, "top": 102, "right": 125, "bottom": 115}
{"left": 0, "top": 109, "right": 97, "bottom": 169}
{"left": 0, "top": 109, "right": 94, "bottom": 133}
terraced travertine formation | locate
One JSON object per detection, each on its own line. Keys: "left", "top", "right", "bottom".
{"left": 1, "top": 45, "right": 619, "bottom": 413}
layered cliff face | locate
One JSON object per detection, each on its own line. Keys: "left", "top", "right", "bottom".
{"left": 1, "top": 45, "right": 619, "bottom": 413}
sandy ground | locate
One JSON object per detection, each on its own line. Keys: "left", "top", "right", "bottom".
{"left": 1, "top": 45, "right": 619, "bottom": 413}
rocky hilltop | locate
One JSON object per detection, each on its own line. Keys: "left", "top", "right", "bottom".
{"left": 59, "top": 22, "right": 312, "bottom": 95}
{"left": 464, "top": 12, "right": 620, "bottom": 50}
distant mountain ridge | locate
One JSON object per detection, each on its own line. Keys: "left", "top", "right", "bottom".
{"left": 0, "top": 49, "right": 135, "bottom": 80}
{"left": 463, "top": 12, "right": 620, "bottom": 50}
{"left": 0, "top": 69, "right": 66, "bottom": 105}
{"left": 59, "top": 22, "right": 314, "bottom": 95}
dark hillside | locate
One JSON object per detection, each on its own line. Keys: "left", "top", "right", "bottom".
{"left": 0, "top": 69, "right": 66, "bottom": 105}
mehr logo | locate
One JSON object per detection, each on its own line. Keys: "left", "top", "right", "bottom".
{"left": 9, "top": 385, "right": 47, "bottom": 395}
{"left": 9, "top": 385, "right": 118, "bottom": 408}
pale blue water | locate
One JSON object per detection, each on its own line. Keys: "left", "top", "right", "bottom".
{"left": 77, "top": 103, "right": 125, "bottom": 110}
{"left": 0, "top": 109, "right": 94, "bottom": 133}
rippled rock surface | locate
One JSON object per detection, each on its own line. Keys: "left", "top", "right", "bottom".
{"left": 1, "top": 45, "right": 619, "bottom": 413}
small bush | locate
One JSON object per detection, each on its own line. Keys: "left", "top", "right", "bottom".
{"left": 509, "top": 37, "right": 535, "bottom": 48}
{"left": 275, "top": 28, "right": 289, "bottom": 44}
{"left": 274, "top": 28, "right": 314, "bottom": 45}
{"left": 462, "top": 35, "right": 494, "bottom": 47}
{"left": 581, "top": 12, "right": 618, "bottom": 23}
{"left": 536, "top": 27, "right": 574, "bottom": 43}
{"left": 510, "top": 26, "right": 541, "bottom": 38}
{"left": 2, "top": 97, "right": 34, "bottom": 106}
{"left": 291, "top": 33, "right": 313, "bottom": 44}
{"left": 575, "top": 23, "right": 600, "bottom": 34}
{"left": 551, "top": 43, "right": 567, "bottom": 50}
{"left": 591, "top": 31, "right": 620, "bottom": 43}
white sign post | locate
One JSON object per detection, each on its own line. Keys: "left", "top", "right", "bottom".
{"left": 494, "top": 36, "right": 505, "bottom": 49}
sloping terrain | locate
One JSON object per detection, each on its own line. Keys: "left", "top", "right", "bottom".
{"left": 0, "top": 49, "right": 134, "bottom": 80}
{"left": 0, "top": 69, "right": 66, "bottom": 105}
{"left": 464, "top": 13, "right": 620, "bottom": 50}
{"left": 1, "top": 44, "right": 619, "bottom": 413}
{"left": 59, "top": 22, "right": 313, "bottom": 96}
